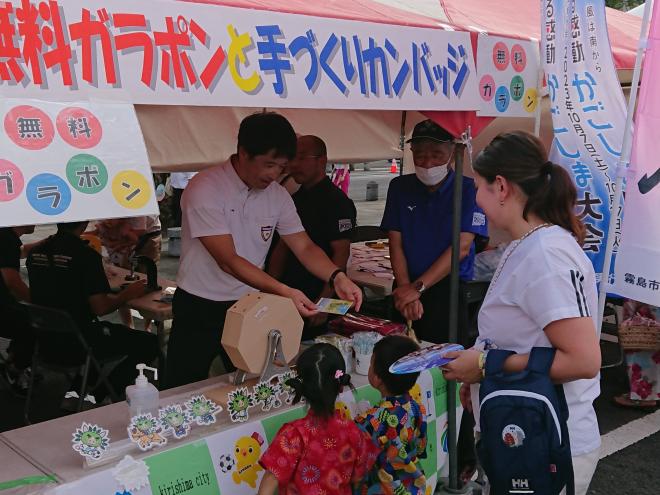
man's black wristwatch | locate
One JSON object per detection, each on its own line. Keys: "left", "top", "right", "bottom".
{"left": 328, "top": 268, "right": 344, "bottom": 288}
{"left": 413, "top": 279, "right": 427, "bottom": 294}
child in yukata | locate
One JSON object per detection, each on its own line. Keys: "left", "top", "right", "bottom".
{"left": 354, "top": 335, "right": 428, "bottom": 495}
{"left": 258, "top": 344, "right": 379, "bottom": 495}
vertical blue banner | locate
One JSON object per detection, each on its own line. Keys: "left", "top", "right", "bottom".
{"left": 541, "top": 0, "right": 627, "bottom": 282}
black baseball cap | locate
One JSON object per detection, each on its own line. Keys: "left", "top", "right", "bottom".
{"left": 407, "top": 119, "right": 454, "bottom": 144}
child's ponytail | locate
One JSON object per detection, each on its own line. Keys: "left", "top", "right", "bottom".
{"left": 290, "top": 343, "right": 351, "bottom": 419}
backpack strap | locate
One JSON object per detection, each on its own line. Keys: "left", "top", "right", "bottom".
{"left": 484, "top": 349, "right": 515, "bottom": 376}
{"left": 525, "top": 347, "right": 556, "bottom": 374}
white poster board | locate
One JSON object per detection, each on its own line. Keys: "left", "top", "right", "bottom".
{"left": 0, "top": 0, "right": 479, "bottom": 111}
{"left": 476, "top": 36, "right": 539, "bottom": 117}
{"left": 0, "top": 99, "right": 157, "bottom": 227}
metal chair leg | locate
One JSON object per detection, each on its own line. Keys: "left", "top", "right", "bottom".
{"left": 92, "top": 356, "right": 120, "bottom": 403}
{"left": 23, "top": 354, "right": 38, "bottom": 425}
{"left": 77, "top": 353, "right": 92, "bottom": 412}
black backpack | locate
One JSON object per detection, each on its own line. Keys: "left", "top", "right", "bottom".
{"left": 477, "top": 347, "right": 574, "bottom": 495}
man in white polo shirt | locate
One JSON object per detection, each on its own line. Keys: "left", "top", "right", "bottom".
{"left": 167, "top": 112, "right": 363, "bottom": 387}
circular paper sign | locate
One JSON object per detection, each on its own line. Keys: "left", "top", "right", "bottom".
{"left": 4, "top": 105, "right": 55, "bottom": 150}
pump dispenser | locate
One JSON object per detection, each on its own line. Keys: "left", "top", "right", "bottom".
{"left": 126, "top": 364, "right": 159, "bottom": 419}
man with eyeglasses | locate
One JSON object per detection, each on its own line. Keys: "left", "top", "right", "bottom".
{"left": 268, "top": 135, "right": 357, "bottom": 339}
{"left": 380, "top": 119, "right": 488, "bottom": 344}
{"left": 168, "top": 115, "right": 362, "bottom": 387}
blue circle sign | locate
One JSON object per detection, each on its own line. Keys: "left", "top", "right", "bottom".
{"left": 495, "top": 85, "right": 510, "bottom": 113}
{"left": 26, "top": 173, "right": 71, "bottom": 215}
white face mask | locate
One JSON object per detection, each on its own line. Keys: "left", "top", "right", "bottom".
{"left": 415, "top": 163, "right": 449, "bottom": 186}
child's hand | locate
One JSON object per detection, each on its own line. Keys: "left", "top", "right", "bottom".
{"left": 257, "top": 471, "right": 278, "bottom": 495}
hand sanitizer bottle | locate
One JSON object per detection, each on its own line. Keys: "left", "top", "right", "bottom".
{"left": 126, "top": 364, "right": 159, "bottom": 419}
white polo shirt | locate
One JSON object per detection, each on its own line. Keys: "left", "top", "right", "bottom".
{"left": 177, "top": 159, "right": 304, "bottom": 301}
{"left": 471, "top": 225, "right": 601, "bottom": 456}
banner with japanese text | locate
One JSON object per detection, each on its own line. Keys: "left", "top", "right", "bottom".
{"left": 0, "top": 99, "right": 158, "bottom": 227}
{"left": 611, "top": 0, "right": 660, "bottom": 305}
{"left": 476, "top": 36, "right": 540, "bottom": 117}
{"left": 0, "top": 0, "right": 480, "bottom": 111}
{"left": 541, "top": 0, "right": 627, "bottom": 281}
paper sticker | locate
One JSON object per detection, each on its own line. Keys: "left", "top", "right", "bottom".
{"left": 231, "top": 433, "right": 264, "bottom": 488}
{"left": 159, "top": 404, "right": 192, "bottom": 438}
{"left": 206, "top": 421, "right": 269, "bottom": 492}
{"left": 185, "top": 395, "right": 222, "bottom": 426}
{"left": 127, "top": 413, "right": 167, "bottom": 451}
{"left": 227, "top": 387, "right": 254, "bottom": 423}
{"left": 72, "top": 422, "right": 110, "bottom": 460}
{"left": 276, "top": 371, "right": 297, "bottom": 405}
{"left": 252, "top": 381, "right": 282, "bottom": 412}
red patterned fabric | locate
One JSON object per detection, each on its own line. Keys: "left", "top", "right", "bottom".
{"left": 260, "top": 410, "right": 379, "bottom": 495}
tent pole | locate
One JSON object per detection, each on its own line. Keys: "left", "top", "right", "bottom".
{"left": 446, "top": 139, "right": 466, "bottom": 493}
{"left": 399, "top": 111, "right": 407, "bottom": 175}
{"left": 533, "top": 67, "right": 543, "bottom": 137}
{"left": 596, "top": 0, "right": 652, "bottom": 331}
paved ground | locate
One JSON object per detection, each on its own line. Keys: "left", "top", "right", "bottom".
{"left": 2, "top": 166, "right": 659, "bottom": 492}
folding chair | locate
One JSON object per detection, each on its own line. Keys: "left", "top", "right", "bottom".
{"left": 20, "top": 302, "right": 125, "bottom": 424}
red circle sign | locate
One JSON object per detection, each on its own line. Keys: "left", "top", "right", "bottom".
{"left": 479, "top": 75, "right": 496, "bottom": 101}
{"left": 56, "top": 107, "right": 103, "bottom": 149}
{"left": 0, "top": 159, "right": 24, "bottom": 202}
{"left": 4, "top": 105, "right": 55, "bottom": 150}
{"left": 511, "top": 44, "right": 527, "bottom": 73}
{"left": 492, "top": 41, "right": 510, "bottom": 71}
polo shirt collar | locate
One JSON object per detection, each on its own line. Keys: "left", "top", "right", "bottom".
{"left": 298, "top": 176, "right": 331, "bottom": 195}
{"left": 54, "top": 230, "right": 85, "bottom": 246}
{"left": 225, "top": 156, "right": 250, "bottom": 193}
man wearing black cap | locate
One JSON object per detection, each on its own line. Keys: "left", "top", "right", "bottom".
{"left": 380, "top": 119, "right": 488, "bottom": 344}
{"left": 267, "top": 135, "right": 357, "bottom": 339}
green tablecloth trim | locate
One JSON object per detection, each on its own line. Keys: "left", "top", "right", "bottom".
{"left": 0, "top": 475, "right": 57, "bottom": 491}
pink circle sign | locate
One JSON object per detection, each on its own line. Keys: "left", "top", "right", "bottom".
{"left": 511, "top": 44, "right": 527, "bottom": 73}
{"left": 4, "top": 105, "right": 55, "bottom": 150}
{"left": 0, "top": 159, "right": 25, "bottom": 202}
{"left": 56, "top": 107, "right": 103, "bottom": 149}
{"left": 479, "top": 75, "right": 496, "bottom": 101}
{"left": 492, "top": 41, "right": 510, "bottom": 71}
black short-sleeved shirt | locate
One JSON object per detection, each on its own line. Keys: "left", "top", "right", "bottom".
{"left": 27, "top": 231, "right": 110, "bottom": 329}
{"left": 0, "top": 227, "right": 22, "bottom": 307}
{"left": 280, "top": 177, "right": 357, "bottom": 301}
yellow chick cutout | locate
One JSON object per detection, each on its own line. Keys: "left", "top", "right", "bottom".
{"left": 232, "top": 432, "right": 264, "bottom": 488}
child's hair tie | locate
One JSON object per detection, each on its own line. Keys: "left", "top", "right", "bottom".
{"left": 334, "top": 370, "right": 344, "bottom": 380}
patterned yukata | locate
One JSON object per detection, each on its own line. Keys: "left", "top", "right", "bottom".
{"left": 623, "top": 300, "right": 660, "bottom": 402}
{"left": 260, "top": 410, "right": 379, "bottom": 495}
{"left": 354, "top": 394, "right": 428, "bottom": 495}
